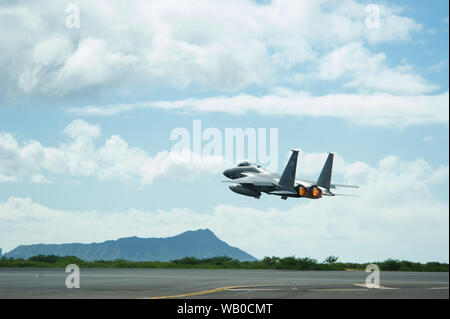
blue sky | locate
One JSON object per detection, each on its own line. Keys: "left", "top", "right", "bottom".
{"left": 0, "top": 0, "right": 448, "bottom": 262}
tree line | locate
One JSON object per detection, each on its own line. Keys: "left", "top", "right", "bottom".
{"left": 0, "top": 255, "right": 448, "bottom": 272}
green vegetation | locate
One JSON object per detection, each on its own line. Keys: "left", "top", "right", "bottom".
{"left": 0, "top": 255, "right": 448, "bottom": 272}
{"left": 324, "top": 255, "right": 339, "bottom": 264}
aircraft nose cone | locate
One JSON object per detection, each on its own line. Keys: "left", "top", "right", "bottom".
{"left": 223, "top": 169, "right": 232, "bottom": 178}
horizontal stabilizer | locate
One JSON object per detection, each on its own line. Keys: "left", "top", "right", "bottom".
{"left": 299, "top": 180, "right": 359, "bottom": 189}
{"left": 331, "top": 183, "right": 359, "bottom": 189}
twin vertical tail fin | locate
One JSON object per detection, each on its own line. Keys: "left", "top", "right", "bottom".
{"left": 278, "top": 150, "right": 299, "bottom": 190}
{"left": 317, "top": 153, "right": 334, "bottom": 190}
{"left": 279, "top": 151, "right": 334, "bottom": 192}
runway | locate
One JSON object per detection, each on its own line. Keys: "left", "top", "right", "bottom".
{"left": 0, "top": 268, "right": 448, "bottom": 299}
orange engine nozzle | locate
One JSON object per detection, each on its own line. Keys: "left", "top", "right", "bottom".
{"left": 313, "top": 188, "right": 319, "bottom": 197}
{"left": 312, "top": 187, "right": 322, "bottom": 198}
{"left": 298, "top": 186, "right": 306, "bottom": 197}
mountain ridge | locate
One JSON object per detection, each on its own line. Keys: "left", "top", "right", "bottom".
{"left": 5, "top": 229, "right": 256, "bottom": 262}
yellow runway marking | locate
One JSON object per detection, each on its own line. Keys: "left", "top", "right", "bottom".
{"left": 141, "top": 284, "right": 298, "bottom": 299}
{"left": 142, "top": 285, "right": 246, "bottom": 299}
{"left": 229, "top": 288, "right": 298, "bottom": 291}
{"left": 143, "top": 282, "right": 407, "bottom": 299}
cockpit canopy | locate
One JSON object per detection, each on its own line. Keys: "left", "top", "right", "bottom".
{"left": 237, "top": 161, "right": 251, "bottom": 167}
{"left": 237, "top": 161, "right": 263, "bottom": 168}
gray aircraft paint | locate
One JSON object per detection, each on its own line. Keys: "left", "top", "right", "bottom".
{"left": 316, "top": 153, "right": 333, "bottom": 190}
{"left": 223, "top": 150, "right": 358, "bottom": 200}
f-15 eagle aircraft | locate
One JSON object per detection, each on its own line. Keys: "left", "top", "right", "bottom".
{"left": 223, "top": 150, "right": 358, "bottom": 200}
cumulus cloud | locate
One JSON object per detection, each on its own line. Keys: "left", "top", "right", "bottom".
{"left": 319, "top": 42, "right": 437, "bottom": 94}
{"left": 1, "top": 121, "right": 448, "bottom": 261}
{"left": 0, "top": 0, "right": 427, "bottom": 100}
{"left": 17, "top": 37, "right": 73, "bottom": 93}
{"left": 63, "top": 118, "right": 101, "bottom": 139}
{"left": 0, "top": 150, "right": 448, "bottom": 261}
{"left": 18, "top": 37, "right": 137, "bottom": 96}
{"left": 2, "top": 119, "right": 449, "bottom": 186}
{"left": 0, "top": 119, "right": 228, "bottom": 185}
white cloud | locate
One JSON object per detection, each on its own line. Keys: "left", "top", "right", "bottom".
{"left": 30, "top": 174, "right": 51, "bottom": 184}
{"left": 2, "top": 119, "right": 448, "bottom": 188}
{"left": 428, "top": 60, "right": 449, "bottom": 73}
{"left": 63, "top": 118, "right": 101, "bottom": 139}
{"left": 0, "top": 152, "right": 448, "bottom": 262}
{"left": 17, "top": 37, "right": 74, "bottom": 93}
{"left": 0, "top": 119, "right": 227, "bottom": 185}
{"left": 0, "top": 0, "right": 426, "bottom": 99}
{"left": 1, "top": 124, "right": 448, "bottom": 262}
{"left": 18, "top": 38, "right": 138, "bottom": 96}
{"left": 319, "top": 42, "right": 437, "bottom": 94}
{"left": 69, "top": 90, "right": 450, "bottom": 127}
{"left": 0, "top": 175, "right": 18, "bottom": 183}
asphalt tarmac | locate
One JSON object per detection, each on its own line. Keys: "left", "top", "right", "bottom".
{"left": 0, "top": 268, "right": 448, "bottom": 299}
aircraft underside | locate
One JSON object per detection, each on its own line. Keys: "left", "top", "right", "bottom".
{"left": 223, "top": 150, "right": 358, "bottom": 200}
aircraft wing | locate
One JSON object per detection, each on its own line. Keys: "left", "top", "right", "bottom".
{"left": 222, "top": 173, "right": 276, "bottom": 187}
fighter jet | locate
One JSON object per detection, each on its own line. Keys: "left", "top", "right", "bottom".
{"left": 223, "top": 150, "right": 358, "bottom": 200}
